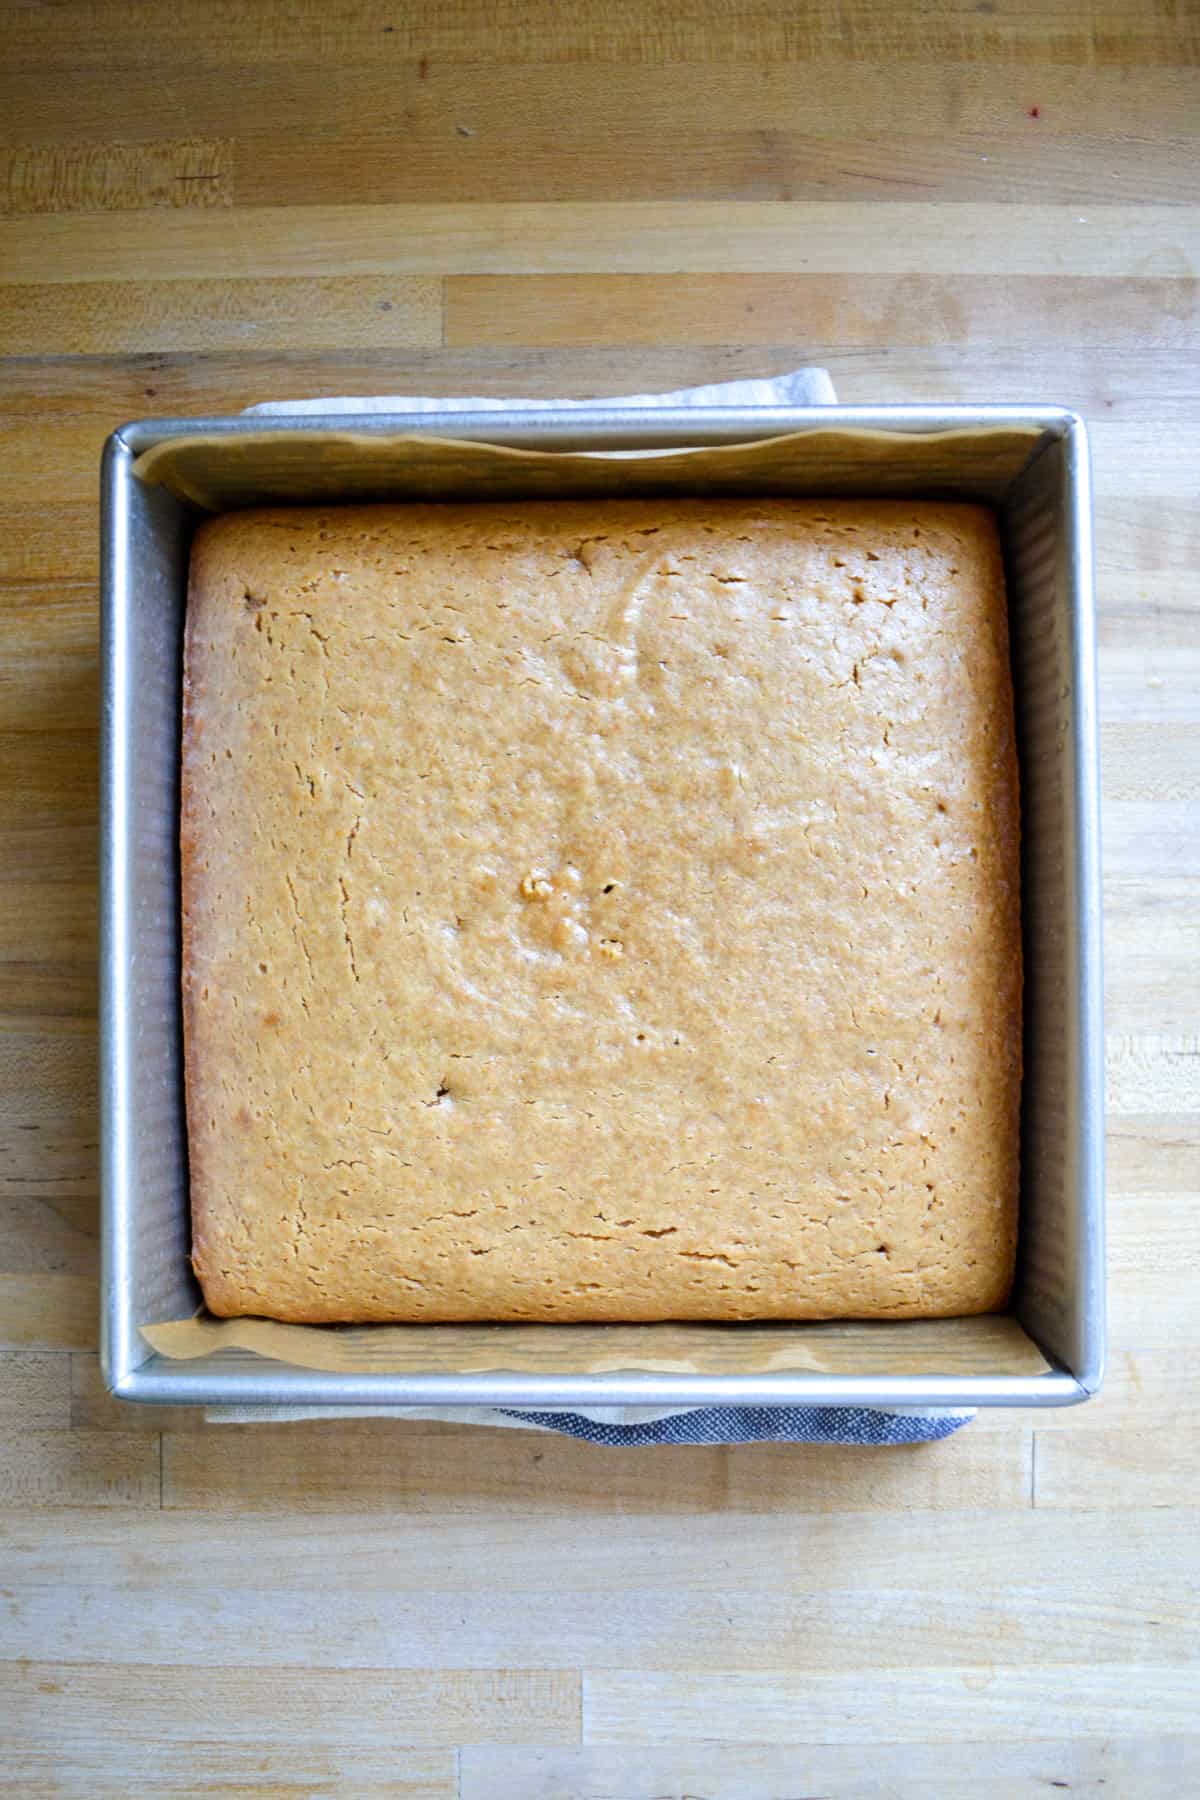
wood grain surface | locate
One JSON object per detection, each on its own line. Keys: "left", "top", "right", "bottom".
{"left": 1, "top": 2, "right": 1198, "bottom": 1795}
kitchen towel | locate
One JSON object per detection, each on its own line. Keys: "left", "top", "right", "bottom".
{"left": 210, "top": 368, "right": 974, "bottom": 1446}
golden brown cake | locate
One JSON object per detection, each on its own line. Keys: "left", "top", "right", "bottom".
{"left": 182, "top": 498, "right": 1020, "bottom": 1323}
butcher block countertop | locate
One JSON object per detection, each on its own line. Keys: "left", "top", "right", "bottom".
{"left": 1, "top": 2, "right": 1198, "bottom": 1795}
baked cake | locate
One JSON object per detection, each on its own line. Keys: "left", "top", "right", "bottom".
{"left": 182, "top": 499, "right": 1021, "bottom": 1322}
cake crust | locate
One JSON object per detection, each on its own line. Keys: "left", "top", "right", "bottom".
{"left": 183, "top": 498, "right": 1020, "bottom": 1323}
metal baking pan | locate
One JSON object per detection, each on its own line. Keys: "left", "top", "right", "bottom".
{"left": 100, "top": 405, "right": 1104, "bottom": 1408}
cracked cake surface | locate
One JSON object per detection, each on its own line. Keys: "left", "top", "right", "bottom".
{"left": 182, "top": 498, "right": 1020, "bottom": 1323}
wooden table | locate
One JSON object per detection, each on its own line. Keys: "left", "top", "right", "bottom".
{"left": 2, "top": 3, "right": 1198, "bottom": 1794}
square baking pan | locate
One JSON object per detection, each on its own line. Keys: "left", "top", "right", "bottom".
{"left": 100, "top": 405, "right": 1104, "bottom": 1408}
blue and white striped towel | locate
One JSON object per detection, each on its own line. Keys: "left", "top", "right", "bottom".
{"left": 213, "top": 369, "right": 973, "bottom": 1446}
